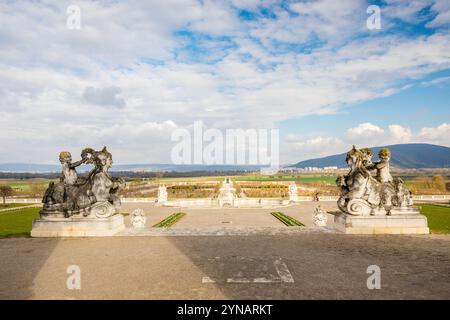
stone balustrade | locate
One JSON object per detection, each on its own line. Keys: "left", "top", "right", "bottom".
{"left": 4, "top": 194, "right": 449, "bottom": 204}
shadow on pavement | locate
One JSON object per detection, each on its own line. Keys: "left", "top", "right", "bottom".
{"left": 0, "top": 238, "right": 60, "bottom": 299}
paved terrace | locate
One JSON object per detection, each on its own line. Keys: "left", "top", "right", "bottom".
{"left": 1, "top": 201, "right": 449, "bottom": 299}
{"left": 0, "top": 233, "right": 449, "bottom": 299}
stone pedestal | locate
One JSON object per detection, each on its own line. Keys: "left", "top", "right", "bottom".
{"left": 334, "top": 213, "right": 429, "bottom": 235}
{"left": 31, "top": 214, "right": 125, "bottom": 237}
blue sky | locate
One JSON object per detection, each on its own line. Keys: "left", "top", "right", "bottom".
{"left": 279, "top": 72, "right": 450, "bottom": 136}
{"left": 0, "top": 0, "right": 449, "bottom": 164}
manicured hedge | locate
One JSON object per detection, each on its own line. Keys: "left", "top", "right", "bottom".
{"left": 271, "top": 211, "right": 305, "bottom": 227}
{"left": 152, "top": 212, "right": 186, "bottom": 228}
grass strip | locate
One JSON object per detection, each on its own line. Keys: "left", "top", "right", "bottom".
{"left": 0, "top": 207, "right": 41, "bottom": 238}
{"left": 152, "top": 212, "right": 186, "bottom": 228}
{"left": 270, "top": 211, "right": 305, "bottom": 227}
{"left": 418, "top": 204, "right": 450, "bottom": 234}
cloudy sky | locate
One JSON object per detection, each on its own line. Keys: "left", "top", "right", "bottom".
{"left": 0, "top": 0, "right": 449, "bottom": 165}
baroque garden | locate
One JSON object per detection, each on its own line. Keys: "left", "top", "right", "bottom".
{"left": 0, "top": 145, "right": 449, "bottom": 299}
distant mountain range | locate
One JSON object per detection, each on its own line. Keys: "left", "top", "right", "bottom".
{"left": 293, "top": 144, "right": 450, "bottom": 169}
{"left": 0, "top": 163, "right": 266, "bottom": 173}
{"left": 0, "top": 144, "right": 449, "bottom": 173}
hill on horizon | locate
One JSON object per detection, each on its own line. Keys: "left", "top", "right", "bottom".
{"left": 1, "top": 144, "right": 449, "bottom": 173}
{"left": 293, "top": 143, "right": 450, "bottom": 169}
{"left": 0, "top": 163, "right": 266, "bottom": 173}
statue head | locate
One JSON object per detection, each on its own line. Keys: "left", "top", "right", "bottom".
{"left": 360, "top": 148, "right": 373, "bottom": 164}
{"left": 59, "top": 151, "right": 72, "bottom": 164}
{"left": 346, "top": 145, "right": 363, "bottom": 166}
{"left": 96, "top": 146, "right": 113, "bottom": 170}
{"left": 378, "top": 147, "right": 391, "bottom": 160}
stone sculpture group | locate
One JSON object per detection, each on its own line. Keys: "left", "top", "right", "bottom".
{"left": 41, "top": 147, "right": 125, "bottom": 218}
{"left": 31, "top": 147, "right": 126, "bottom": 237}
{"left": 30, "top": 144, "right": 428, "bottom": 236}
{"left": 336, "top": 146, "right": 415, "bottom": 216}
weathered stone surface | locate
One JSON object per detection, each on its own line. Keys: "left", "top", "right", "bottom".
{"left": 32, "top": 147, "right": 125, "bottom": 237}
{"left": 334, "top": 146, "right": 429, "bottom": 234}
{"left": 288, "top": 182, "right": 299, "bottom": 202}
{"left": 157, "top": 184, "right": 168, "bottom": 203}
{"left": 31, "top": 214, "right": 125, "bottom": 237}
{"left": 218, "top": 178, "right": 236, "bottom": 207}
{"left": 336, "top": 146, "right": 416, "bottom": 216}
{"left": 130, "top": 208, "right": 146, "bottom": 228}
{"left": 312, "top": 206, "right": 328, "bottom": 226}
{"left": 334, "top": 213, "right": 429, "bottom": 234}
{"left": 117, "top": 226, "right": 334, "bottom": 236}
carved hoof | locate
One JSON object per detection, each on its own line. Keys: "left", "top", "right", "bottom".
{"left": 346, "top": 199, "right": 373, "bottom": 216}
{"left": 89, "top": 201, "right": 115, "bottom": 218}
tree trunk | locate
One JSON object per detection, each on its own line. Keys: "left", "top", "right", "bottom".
{"left": 2, "top": 196, "right": 5, "bottom": 205}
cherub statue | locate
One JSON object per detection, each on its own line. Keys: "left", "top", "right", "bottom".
{"left": 59, "top": 151, "right": 88, "bottom": 185}
{"left": 42, "top": 151, "right": 88, "bottom": 210}
{"left": 366, "top": 148, "right": 393, "bottom": 184}
{"left": 365, "top": 148, "right": 395, "bottom": 212}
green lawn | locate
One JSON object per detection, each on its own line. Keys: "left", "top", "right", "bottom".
{"left": 419, "top": 204, "right": 450, "bottom": 234}
{"left": 0, "top": 207, "right": 41, "bottom": 238}
{"left": 0, "top": 179, "right": 52, "bottom": 192}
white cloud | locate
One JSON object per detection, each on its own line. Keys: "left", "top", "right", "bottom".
{"left": 347, "top": 123, "right": 419, "bottom": 147}
{"left": 283, "top": 123, "right": 449, "bottom": 163}
{"left": 83, "top": 86, "right": 126, "bottom": 108}
{"left": 383, "top": 0, "right": 434, "bottom": 24}
{"left": 417, "top": 123, "right": 450, "bottom": 145}
{"left": 388, "top": 124, "right": 412, "bottom": 143}
{"left": 427, "top": 0, "right": 450, "bottom": 27}
{"left": 282, "top": 135, "right": 345, "bottom": 162}
{"left": 0, "top": 1, "right": 449, "bottom": 163}
{"left": 347, "top": 123, "right": 385, "bottom": 137}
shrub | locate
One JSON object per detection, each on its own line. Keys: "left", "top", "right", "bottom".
{"left": 0, "top": 185, "right": 14, "bottom": 204}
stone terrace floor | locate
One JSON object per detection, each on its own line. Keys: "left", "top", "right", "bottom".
{"left": 1, "top": 232, "right": 449, "bottom": 299}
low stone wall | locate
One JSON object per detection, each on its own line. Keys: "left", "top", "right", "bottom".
{"left": 5, "top": 194, "right": 450, "bottom": 205}
{"left": 0, "top": 204, "right": 42, "bottom": 213}
{"left": 159, "top": 197, "right": 290, "bottom": 208}
{"left": 162, "top": 198, "right": 218, "bottom": 207}
{"left": 413, "top": 195, "right": 450, "bottom": 201}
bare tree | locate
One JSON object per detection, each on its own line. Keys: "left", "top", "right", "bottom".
{"left": 0, "top": 185, "right": 14, "bottom": 204}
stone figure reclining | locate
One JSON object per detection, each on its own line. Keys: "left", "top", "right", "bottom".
{"left": 41, "top": 147, "right": 125, "bottom": 218}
